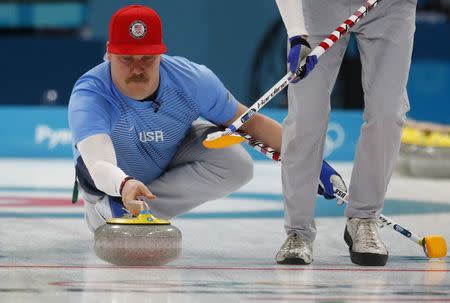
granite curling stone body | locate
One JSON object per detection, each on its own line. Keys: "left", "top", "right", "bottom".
{"left": 94, "top": 210, "right": 182, "bottom": 266}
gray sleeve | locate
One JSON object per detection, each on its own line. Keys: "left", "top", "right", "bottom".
{"left": 275, "top": 0, "right": 308, "bottom": 37}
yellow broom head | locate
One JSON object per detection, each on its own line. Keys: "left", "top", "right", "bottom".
{"left": 203, "top": 133, "right": 245, "bottom": 149}
{"left": 423, "top": 235, "right": 447, "bottom": 258}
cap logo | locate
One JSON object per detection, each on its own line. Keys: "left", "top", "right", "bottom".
{"left": 129, "top": 20, "right": 147, "bottom": 39}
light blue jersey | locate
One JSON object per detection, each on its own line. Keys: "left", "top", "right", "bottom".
{"left": 68, "top": 55, "right": 238, "bottom": 191}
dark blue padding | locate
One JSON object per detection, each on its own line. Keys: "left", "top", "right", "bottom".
{"left": 108, "top": 196, "right": 128, "bottom": 218}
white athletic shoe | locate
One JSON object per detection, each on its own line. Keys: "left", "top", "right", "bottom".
{"left": 275, "top": 232, "right": 313, "bottom": 265}
{"left": 344, "top": 218, "right": 388, "bottom": 266}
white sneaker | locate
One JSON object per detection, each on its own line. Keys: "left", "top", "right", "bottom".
{"left": 275, "top": 232, "right": 313, "bottom": 265}
{"left": 344, "top": 218, "right": 388, "bottom": 266}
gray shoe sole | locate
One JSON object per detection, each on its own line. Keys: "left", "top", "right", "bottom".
{"left": 276, "top": 258, "right": 311, "bottom": 265}
{"left": 344, "top": 227, "right": 388, "bottom": 266}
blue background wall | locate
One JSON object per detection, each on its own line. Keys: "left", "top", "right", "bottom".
{"left": 0, "top": 1, "right": 283, "bottom": 106}
{"left": 0, "top": 1, "right": 449, "bottom": 159}
{"left": 1, "top": 0, "right": 448, "bottom": 117}
{"left": 0, "top": 106, "right": 363, "bottom": 161}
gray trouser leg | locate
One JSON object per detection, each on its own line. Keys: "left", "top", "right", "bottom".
{"left": 345, "top": 0, "right": 415, "bottom": 218}
{"left": 81, "top": 189, "right": 114, "bottom": 232}
{"left": 282, "top": 0, "right": 416, "bottom": 238}
{"left": 146, "top": 120, "right": 253, "bottom": 218}
{"left": 82, "top": 120, "right": 253, "bottom": 232}
{"left": 282, "top": 35, "right": 350, "bottom": 241}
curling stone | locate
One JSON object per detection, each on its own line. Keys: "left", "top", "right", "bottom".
{"left": 94, "top": 210, "right": 182, "bottom": 266}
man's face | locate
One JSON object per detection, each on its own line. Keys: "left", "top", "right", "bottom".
{"left": 108, "top": 48, "right": 161, "bottom": 100}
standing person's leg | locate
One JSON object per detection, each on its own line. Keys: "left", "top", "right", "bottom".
{"left": 344, "top": 0, "right": 416, "bottom": 265}
{"left": 277, "top": 34, "right": 350, "bottom": 264}
{"left": 145, "top": 120, "right": 253, "bottom": 218}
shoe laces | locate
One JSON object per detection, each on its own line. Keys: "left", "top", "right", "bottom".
{"left": 285, "top": 233, "right": 305, "bottom": 250}
{"left": 357, "top": 219, "right": 381, "bottom": 248}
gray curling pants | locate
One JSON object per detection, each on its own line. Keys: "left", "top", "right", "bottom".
{"left": 82, "top": 120, "right": 254, "bottom": 232}
{"left": 282, "top": 0, "right": 416, "bottom": 241}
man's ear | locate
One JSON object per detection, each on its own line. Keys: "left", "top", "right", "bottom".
{"left": 105, "top": 41, "right": 112, "bottom": 61}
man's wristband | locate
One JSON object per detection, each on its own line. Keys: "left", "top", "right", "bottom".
{"left": 119, "top": 176, "right": 134, "bottom": 196}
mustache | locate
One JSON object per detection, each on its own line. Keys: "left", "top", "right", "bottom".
{"left": 126, "top": 74, "right": 149, "bottom": 84}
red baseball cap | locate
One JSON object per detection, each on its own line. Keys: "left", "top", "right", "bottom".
{"left": 108, "top": 5, "right": 167, "bottom": 55}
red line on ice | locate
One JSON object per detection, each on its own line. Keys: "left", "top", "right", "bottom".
{"left": 0, "top": 197, "right": 84, "bottom": 207}
{"left": 246, "top": 297, "right": 450, "bottom": 302}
